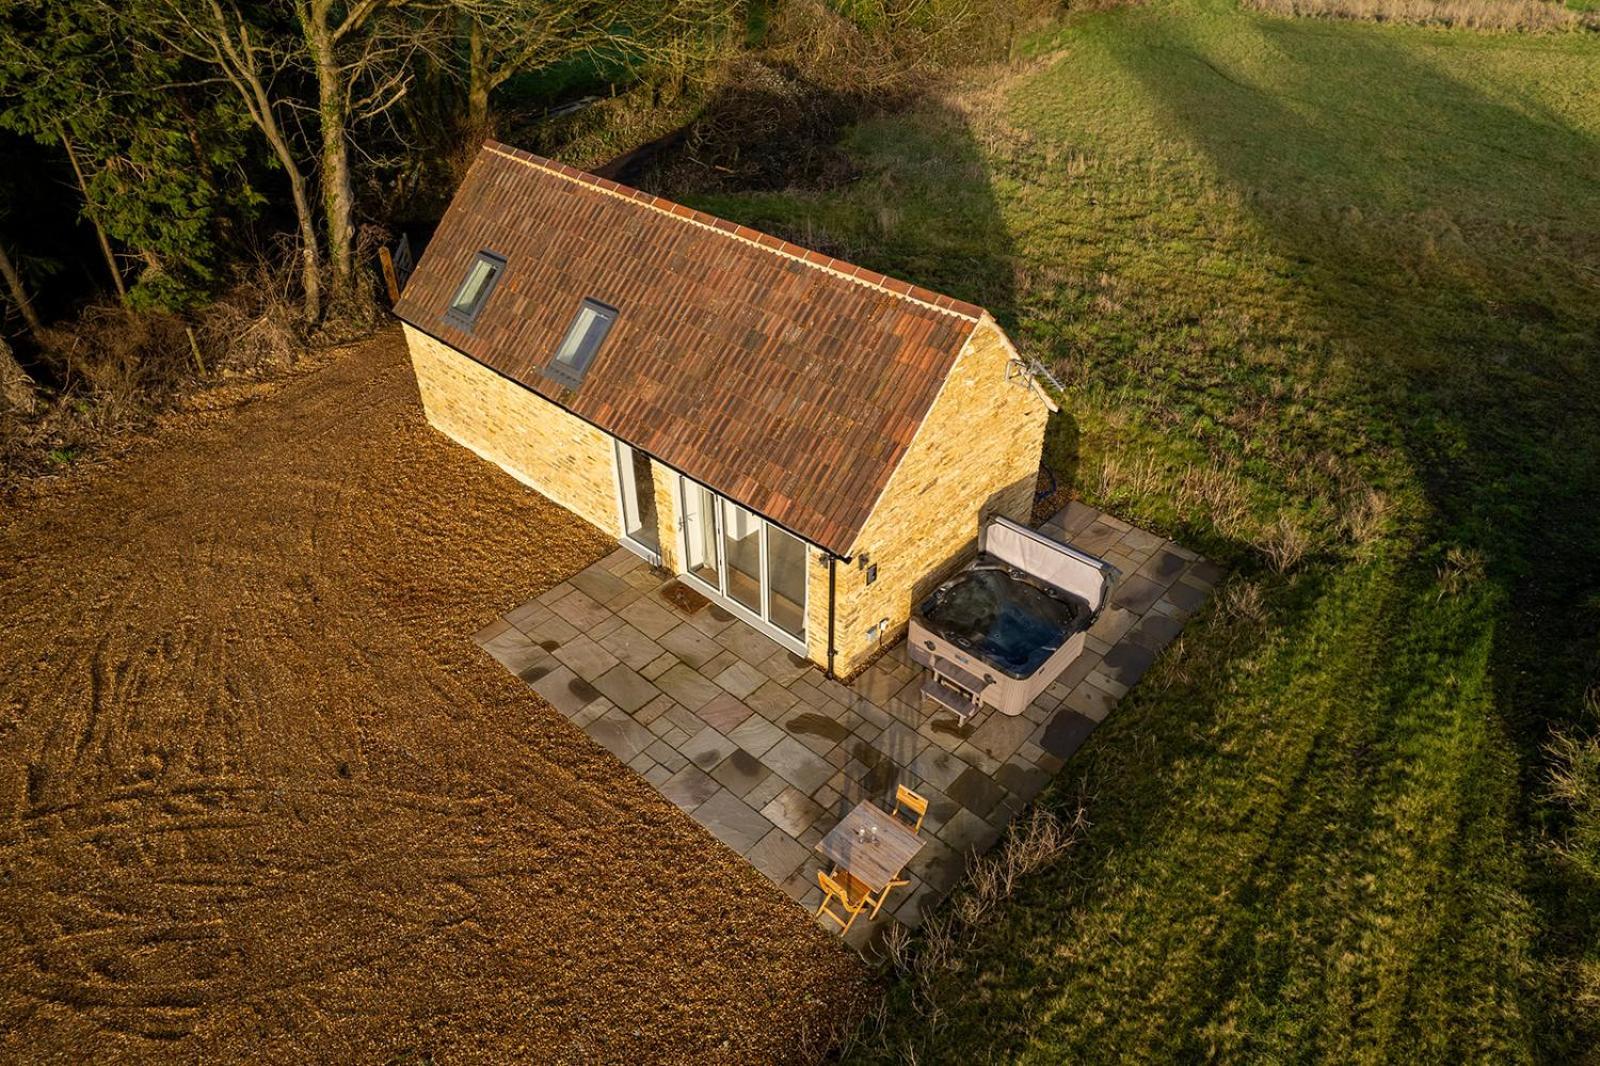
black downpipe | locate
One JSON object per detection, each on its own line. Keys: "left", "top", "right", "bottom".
{"left": 826, "top": 554, "right": 838, "bottom": 679}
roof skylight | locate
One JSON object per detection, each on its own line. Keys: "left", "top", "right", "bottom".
{"left": 544, "top": 298, "right": 617, "bottom": 389}
{"left": 443, "top": 251, "right": 506, "bottom": 329}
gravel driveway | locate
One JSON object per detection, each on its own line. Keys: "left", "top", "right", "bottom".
{"left": 0, "top": 329, "right": 862, "bottom": 1063}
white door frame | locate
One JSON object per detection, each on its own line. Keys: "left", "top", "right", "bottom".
{"left": 612, "top": 440, "right": 662, "bottom": 567}
{"left": 673, "top": 474, "right": 808, "bottom": 656}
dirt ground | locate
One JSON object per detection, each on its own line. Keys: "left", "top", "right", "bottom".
{"left": 0, "top": 330, "right": 866, "bottom": 1063}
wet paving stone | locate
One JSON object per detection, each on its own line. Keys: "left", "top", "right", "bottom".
{"left": 711, "top": 749, "right": 773, "bottom": 798}
{"left": 1111, "top": 573, "right": 1164, "bottom": 614}
{"left": 680, "top": 726, "right": 737, "bottom": 771}
{"left": 1165, "top": 579, "right": 1211, "bottom": 612}
{"left": 484, "top": 499, "right": 1216, "bottom": 954}
{"left": 1039, "top": 709, "right": 1096, "bottom": 761}
{"left": 659, "top": 765, "right": 720, "bottom": 811}
{"left": 1129, "top": 612, "right": 1185, "bottom": 650}
{"left": 592, "top": 664, "right": 660, "bottom": 713}
{"left": 694, "top": 789, "right": 775, "bottom": 854}
{"left": 1101, "top": 640, "right": 1157, "bottom": 687}
{"left": 1138, "top": 547, "right": 1190, "bottom": 585}
{"left": 945, "top": 766, "right": 1007, "bottom": 818}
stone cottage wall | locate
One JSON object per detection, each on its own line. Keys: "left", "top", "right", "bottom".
{"left": 404, "top": 325, "right": 620, "bottom": 535}
{"left": 826, "top": 316, "right": 1048, "bottom": 677}
{"left": 650, "top": 460, "right": 681, "bottom": 572}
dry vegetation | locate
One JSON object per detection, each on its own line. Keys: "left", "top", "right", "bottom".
{"left": 0, "top": 243, "right": 380, "bottom": 493}
{"left": 0, "top": 330, "right": 866, "bottom": 1062}
{"left": 1244, "top": 0, "right": 1599, "bottom": 32}
{"left": 841, "top": 803, "right": 1089, "bottom": 1061}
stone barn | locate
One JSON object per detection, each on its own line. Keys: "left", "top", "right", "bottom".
{"left": 395, "top": 140, "right": 1055, "bottom": 677}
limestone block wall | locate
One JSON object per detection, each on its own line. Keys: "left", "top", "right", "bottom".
{"left": 650, "top": 460, "right": 681, "bottom": 572}
{"left": 404, "top": 324, "right": 620, "bottom": 534}
{"left": 829, "top": 316, "right": 1048, "bottom": 676}
{"left": 804, "top": 547, "right": 832, "bottom": 667}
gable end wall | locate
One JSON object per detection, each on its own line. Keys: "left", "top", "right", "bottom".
{"left": 825, "top": 318, "right": 1048, "bottom": 676}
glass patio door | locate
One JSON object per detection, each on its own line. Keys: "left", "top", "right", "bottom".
{"left": 682, "top": 480, "right": 720, "bottom": 587}
{"left": 721, "top": 498, "right": 763, "bottom": 615}
{"left": 614, "top": 442, "right": 660, "bottom": 563}
{"left": 677, "top": 478, "right": 807, "bottom": 652}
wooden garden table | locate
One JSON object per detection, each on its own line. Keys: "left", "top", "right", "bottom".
{"left": 814, "top": 800, "right": 924, "bottom": 894}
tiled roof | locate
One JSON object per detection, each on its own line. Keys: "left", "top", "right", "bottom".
{"left": 395, "top": 140, "right": 986, "bottom": 556}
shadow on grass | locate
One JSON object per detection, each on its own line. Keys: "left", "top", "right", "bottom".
{"left": 631, "top": 23, "right": 1597, "bottom": 1057}
{"left": 1099, "top": 12, "right": 1600, "bottom": 1057}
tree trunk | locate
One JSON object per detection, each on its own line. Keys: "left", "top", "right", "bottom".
{"left": 0, "top": 239, "right": 43, "bottom": 336}
{"left": 58, "top": 128, "right": 128, "bottom": 304}
{"left": 306, "top": 10, "right": 355, "bottom": 300}
{"left": 233, "top": 49, "right": 322, "bottom": 321}
{"left": 241, "top": 92, "right": 322, "bottom": 322}
{"left": 286, "top": 164, "right": 324, "bottom": 323}
{"left": 0, "top": 332, "right": 38, "bottom": 415}
{"left": 467, "top": 19, "right": 491, "bottom": 131}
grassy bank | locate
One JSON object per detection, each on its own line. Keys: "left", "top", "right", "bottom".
{"left": 685, "top": 0, "right": 1600, "bottom": 1058}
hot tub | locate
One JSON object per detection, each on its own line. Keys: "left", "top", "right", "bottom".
{"left": 909, "top": 516, "right": 1117, "bottom": 718}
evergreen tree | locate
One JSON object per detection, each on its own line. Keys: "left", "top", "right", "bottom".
{"left": 0, "top": 0, "right": 259, "bottom": 310}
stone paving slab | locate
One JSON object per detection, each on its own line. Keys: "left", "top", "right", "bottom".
{"left": 477, "top": 502, "right": 1220, "bottom": 955}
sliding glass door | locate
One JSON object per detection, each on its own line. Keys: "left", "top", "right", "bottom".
{"left": 721, "top": 498, "right": 763, "bottom": 615}
{"left": 677, "top": 478, "right": 807, "bottom": 652}
{"left": 766, "top": 524, "right": 807, "bottom": 639}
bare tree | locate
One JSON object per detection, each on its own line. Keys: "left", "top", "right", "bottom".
{"left": 0, "top": 239, "right": 43, "bottom": 337}
{"left": 0, "top": 331, "right": 36, "bottom": 414}
{"left": 136, "top": 0, "right": 324, "bottom": 322}
{"left": 0, "top": 233, "right": 39, "bottom": 412}
{"left": 56, "top": 127, "right": 129, "bottom": 303}
{"left": 294, "top": 0, "right": 433, "bottom": 301}
{"left": 455, "top": 0, "right": 729, "bottom": 131}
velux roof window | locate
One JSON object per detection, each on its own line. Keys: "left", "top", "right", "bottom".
{"left": 443, "top": 251, "right": 505, "bottom": 329}
{"left": 543, "top": 298, "right": 617, "bottom": 389}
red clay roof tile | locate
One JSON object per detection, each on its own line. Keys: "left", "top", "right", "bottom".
{"left": 394, "top": 140, "right": 985, "bottom": 555}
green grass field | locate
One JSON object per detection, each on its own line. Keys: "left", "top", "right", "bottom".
{"left": 690, "top": 1, "right": 1600, "bottom": 1060}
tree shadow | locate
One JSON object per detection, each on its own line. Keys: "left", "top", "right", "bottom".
{"left": 628, "top": 85, "right": 1084, "bottom": 495}
{"left": 1101, "top": 10, "right": 1600, "bottom": 1055}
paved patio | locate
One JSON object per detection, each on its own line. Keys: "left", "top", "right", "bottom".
{"left": 473, "top": 501, "right": 1220, "bottom": 949}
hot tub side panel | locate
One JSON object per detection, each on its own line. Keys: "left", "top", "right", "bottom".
{"left": 910, "top": 617, "right": 1084, "bottom": 717}
{"left": 836, "top": 317, "right": 1050, "bottom": 677}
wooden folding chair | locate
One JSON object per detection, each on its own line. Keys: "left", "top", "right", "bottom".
{"left": 891, "top": 784, "right": 928, "bottom": 834}
{"left": 816, "top": 869, "right": 871, "bottom": 934}
{"left": 841, "top": 867, "right": 907, "bottom": 920}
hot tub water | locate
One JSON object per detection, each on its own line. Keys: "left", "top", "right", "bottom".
{"left": 919, "top": 565, "right": 1084, "bottom": 678}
